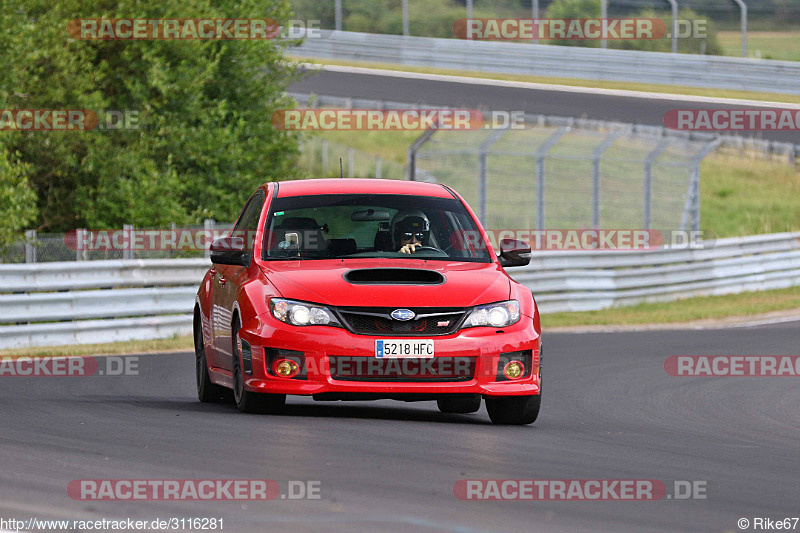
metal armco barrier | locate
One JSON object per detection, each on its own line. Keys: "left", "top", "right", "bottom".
{"left": 1, "top": 232, "right": 799, "bottom": 349}
{"left": 293, "top": 30, "right": 800, "bottom": 95}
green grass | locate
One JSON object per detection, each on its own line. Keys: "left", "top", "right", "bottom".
{"left": 0, "top": 335, "right": 193, "bottom": 358}
{"left": 718, "top": 30, "right": 800, "bottom": 61}
{"left": 701, "top": 154, "right": 800, "bottom": 237}
{"left": 544, "top": 286, "right": 800, "bottom": 327}
{"left": 291, "top": 55, "right": 800, "bottom": 104}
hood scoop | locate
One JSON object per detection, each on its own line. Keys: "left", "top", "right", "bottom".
{"left": 344, "top": 268, "right": 445, "bottom": 285}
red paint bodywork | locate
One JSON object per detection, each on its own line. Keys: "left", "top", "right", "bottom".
{"left": 195, "top": 179, "right": 541, "bottom": 398}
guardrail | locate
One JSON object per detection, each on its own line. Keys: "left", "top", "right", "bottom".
{"left": 293, "top": 30, "right": 800, "bottom": 95}
{"left": 521, "top": 232, "right": 800, "bottom": 313}
{"left": 0, "top": 259, "right": 207, "bottom": 349}
{"left": 1, "top": 232, "right": 798, "bottom": 348}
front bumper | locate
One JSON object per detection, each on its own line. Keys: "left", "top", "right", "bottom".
{"left": 238, "top": 313, "right": 541, "bottom": 398}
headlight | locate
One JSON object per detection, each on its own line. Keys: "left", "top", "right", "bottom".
{"left": 270, "top": 298, "right": 342, "bottom": 327}
{"left": 463, "top": 300, "right": 520, "bottom": 328}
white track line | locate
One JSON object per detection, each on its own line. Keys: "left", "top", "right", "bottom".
{"left": 298, "top": 62, "right": 800, "bottom": 109}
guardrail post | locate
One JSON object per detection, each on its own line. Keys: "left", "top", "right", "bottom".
{"left": 532, "top": 0, "right": 539, "bottom": 43}
{"left": 592, "top": 129, "right": 626, "bottom": 228}
{"left": 406, "top": 128, "right": 436, "bottom": 180}
{"left": 375, "top": 156, "right": 382, "bottom": 179}
{"left": 335, "top": 0, "right": 342, "bottom": 31}
{"left": 644, "top": 139, "right": 672, "bottom": 230}
{"left": 204, "top": 219, "right": 214, "bottom": 259}
{"left": 402, "top": 0, "right": 409, "bottom": 36}
{"left": 535, "top": 127, "right": 570, "bottom": 230}
{"left": 122, "top": 224, "right": 134, "bottom": 260}
{"left": 25, "top": 229, "right": 36, "bottom": 263}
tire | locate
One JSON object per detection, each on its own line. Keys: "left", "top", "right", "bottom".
{"left": 232, "top": 316, "right": 285, "bottom": 414}
{"left": 485, "top": 395, "right": 541, "bottom": 425}
{"left": 195, "top": 311, "right": 228, "bottom": 403}
{"left": 437, "top": 395, "right": 481, "bottom": 414}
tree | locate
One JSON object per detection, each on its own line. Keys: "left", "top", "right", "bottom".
{"left": 0, "top": 143, "right": 37, "bottom": 247}
{"left": 0, "top": 0, "right": 302, "bottom": 231}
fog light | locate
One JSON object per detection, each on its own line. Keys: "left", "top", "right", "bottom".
{"left": 272, "top": 358, "right": 300, "bottom": 378}
{"left": 503, "top": 361, "right": 524, "bottom": 379}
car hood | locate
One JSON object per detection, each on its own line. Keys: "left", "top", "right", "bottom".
{"left": 259, "top": 258, "right": 510, "bottom": 308}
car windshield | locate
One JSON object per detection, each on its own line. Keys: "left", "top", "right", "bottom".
{"left": 262, "top": 193, "right": 492, "bottom": 262}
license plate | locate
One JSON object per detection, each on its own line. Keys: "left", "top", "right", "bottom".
{"left": 375, "top": 339, "right": 434, "bottom": 358}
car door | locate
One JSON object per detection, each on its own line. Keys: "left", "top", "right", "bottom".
{"left": 210, "top": 191, "right": 264, "bottom": 372}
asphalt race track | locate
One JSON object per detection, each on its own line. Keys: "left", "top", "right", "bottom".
{"left": 2, "top": 322, "right": 798, "bottom": 533}
{"left": 289, "top": 67, "right": 800, "bottom": 145}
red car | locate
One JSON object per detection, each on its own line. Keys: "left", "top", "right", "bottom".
{"left": 194, "top": 179, "right": 541, "bottom": 424}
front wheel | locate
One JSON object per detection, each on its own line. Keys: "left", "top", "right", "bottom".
{"left": 195, "top": 312, "right": 228, "bottom": 403}
{"left": 232, "top": 317, "right": 285, "bottom": 414}
{"left": 485, "top": 395, "right": 540, "bottom": 425}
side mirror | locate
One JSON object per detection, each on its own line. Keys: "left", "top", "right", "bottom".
{"left": 498, "top": 238, "right": 531, "bottom": 268}
{"left": 210, "top": 236, "right": 251, "bottom": 267}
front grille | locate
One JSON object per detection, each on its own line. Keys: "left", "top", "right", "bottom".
{"left": 336, "top": 307, "right": 466, "bottom": 336}
{"left": 329, "top": 356, "right": 475, "bottom": 382}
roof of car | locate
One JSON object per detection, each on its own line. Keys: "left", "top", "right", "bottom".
{"left": 271, "top": 178, "right": 454, "bottom": 199}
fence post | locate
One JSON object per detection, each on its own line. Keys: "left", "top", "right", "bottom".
{"left": 75, "top": 229, "right": 87, "bottom": 261}
{"left": 204, "top": 219, "right": 215, "bottom": 259}
{"left": 535, "top": 127, "right": 570, "bottom": 231}
{"left": 375, "top": 156, "right": 382, "bottom": 179}
{"left": 347, "top": 147, "right": 355, "bottom": 178}
{"left": 681, "top": 138, "right": 721, "bottom": 232}
{"left": 122, "top": 224, "right": 134, "bottom": 260}
{"left": 592, "top": 129, "right": 626, "bottom": 228}
{"left": 643, "top": 139, "right": 672, "bottom": 230}
{"left": 402, "top": 0, "right": 409, "bottom": 36}
{"left": 406, "top": 128, "right": 436, "bottom": 180}
{"left": 169, "top": 222, "right": 176, "bottom": 258}
{"left": 477, "top": 128, "right": 511, "bottom": 227}
{"left": 25, "top": 229, "right": 36, "bottom": 263}
{"left": 322, "top": 139, "right": 329, "bottom": 172}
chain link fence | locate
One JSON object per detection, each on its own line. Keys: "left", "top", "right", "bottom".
{"left": 299, "top": 136, "right": 406, "bottom": 180}
{"left": 0, "top": 221, "right": 234, "bottom": 264}
{"left": 410, "top": 118, "right": 722, "bottom": 233}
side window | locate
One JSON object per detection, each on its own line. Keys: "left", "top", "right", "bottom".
{"left": 232, "top": 191, "right": 265, "bottom": 251}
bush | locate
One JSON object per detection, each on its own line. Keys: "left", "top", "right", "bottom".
{"left": 0, "top": 144, "right": 37, "bottom": 246}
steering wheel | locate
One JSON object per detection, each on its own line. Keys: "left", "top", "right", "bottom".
{"left": 411, "top": 245, "right": 448, "bottom": 256}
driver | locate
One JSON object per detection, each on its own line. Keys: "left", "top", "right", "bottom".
{"left": 391, "top": 210, "right": 431, "bottom": 254}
